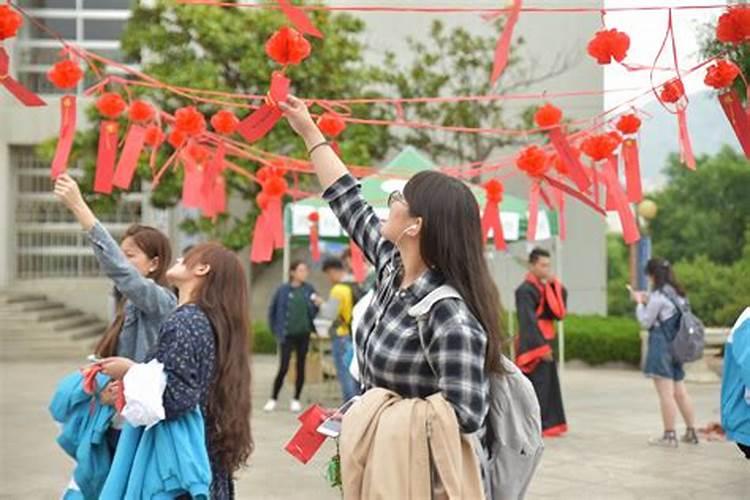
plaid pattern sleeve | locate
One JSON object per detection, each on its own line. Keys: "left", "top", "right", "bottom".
{"left": 426, "top": 298, "right": 489, "bottom": 433}
{"left": 322, "top": 174, "right": 396, "bottom": 274}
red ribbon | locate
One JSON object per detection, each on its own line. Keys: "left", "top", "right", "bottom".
{"left": 542, "top": 174, "right": 606, "bottom": 216}
{"left": 94, "top": 121, "right": 119, "bottom": 194}
{"left": 0, "top": 47, "right": 45, "bottom": 107}
{"left": 250, "top": 210, "right": 274, "bottom": 263}
{"left": 51, "top": 96, "right": 77, "bottom": 179}
{"left": 490, "top": 0, "right": 522, "bottom": 84}
{"left": 526, "top": 182, "right": 540, "bottom": 241}
{"left": 112, "top": 124, "right": 147, "bottom": 190}
{"left": 481, "top": 197, "right": 507, "bottom": 250}
{"left": 602, "top": 164, "right": 640, "bottom": 244}
{"left": 181, "top": 151, "right": 203, "bottom": 208}
{"left": 604, "top": 155, "right": 618, "bottom": 211}
{"left": 277, "top": 0, "right": 323, "bottom": 38}
{"left": 622, "top": 138, "right": 643, "bottom": 203}
{"left": 676, "top": 105, "right": 695, "bottom": 170}
{"left": 349, "top": 241, "right": 366, "bottom": 283}
{"left": 554, "top": 188, "right": 566, "bottom": 240}
{"left": 718, "top": 89, "right": 750, "bottom": 159}
{"left": 548, "top": 127, "right": 591, "bottom": 191}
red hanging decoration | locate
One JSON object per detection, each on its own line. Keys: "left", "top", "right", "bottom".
{"left": 526, "top": 182, "right": 541, "bottom": 242}
{"left": 317, "top": 112, "right": 346, "bottom": 138}
{"left": 553, "top": 188, "right": 566, "bottom": 241}
{"left": 534, "top": 103, "right": 590, "bottom": 191}
{"left": 251, "top": 169, "right": 288, "bottom": 263}
{"left": 581, "top": 133, "right": 620, "bottom": 162}
{"left": 94, "top": 121, "right": 119, "bottom": 194}
{"left": 0, "top": 5, "right": 22, "bottom": 41}
{"left": 718, "top": 90, "right": 750, "bottom": 159}
{"left": 660, "top": 78, "right": 685, "bottom": 104}
{"left": 50, "top": 96, "right": 77, "bottom": 178}
{"left": 0, "top": 47, "right": 45, "bottom": 107}
{"left": 615, "top": 114, "right": 641, "bottom": 136}
{"left": 658, "top": 78, "right": 695, "bottom": 169}
{"left": 481, "top": 178, "right": 506, "bottom": 251}
{"left": 516, "top": 145, "right": 549, "bottom": 178}
{"left": 128, "top": 100, "right": 155, "bottom": 123}
{"left": 96, "top": 92, "right": 127, "bottom": 119}
{"left": 490, "top": 0, "right": 522, "bottom": 84}
{"left": 237, "top": 72, "right": 289, "bottom": 143}
{"left": 168, "top": 128, "right": 187, "bottom": 149}
{"left": 616, "top": 114, "right": 643, "bottom": 203}
{"left": 277, "top": 0, "right": 323, "bottom": 38}
{"left": 47, "top": 59, "right": 83, "bottom": 90}
{"left": 602, "top": 163, "right": 640, "bottom": 244}
{"left": 174, "top": 106, "right": 206, "bottom": 136}
{"left": 144, "top": 125, "right": 164, "bottom": 148}
{"left": 604, "top": 155, "right": 618, "bottom": 211}
{"left": 716, "top": 6, "right": 750, "bottom": 45}
{"left": 112, "top": 124, "right": 146, "bottom": 190}
{"left": 308, "top": 211, "right": 321, "bottom": 262}
{"left": 210, "top": 109, "right": 239, "bottom": 135}
{"left": 181, "top": 152, "right": 203, "bottom": 208}
{"left": 704, "top": 59, "right": 741, "bottom": 89}
{"left": 265, "top": 26, "right": 311, "bottom": 66}
{"left": 587, "top": 28, "right": 630, "bottom": 65}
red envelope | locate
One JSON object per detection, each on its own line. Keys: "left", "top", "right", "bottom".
{"left": 284, "top": 404, "right": 328, "bottom": 464}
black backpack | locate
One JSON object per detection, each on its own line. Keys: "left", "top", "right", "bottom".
{"left": 663, "top": 288, "right": 706, "bottom": 363}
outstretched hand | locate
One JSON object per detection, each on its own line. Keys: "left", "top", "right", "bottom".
{"left": 279, "top": 96, "right": 320, "bottom": 142}
{"left": 52, "top": 173, "right": 97, "bottom": 230}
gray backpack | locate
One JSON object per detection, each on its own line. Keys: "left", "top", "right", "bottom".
{"left": 409, "top": 286, "right": 544, "bottom": 500}
{"left": 662, "top": 288, "right": 706, "bottom": 363}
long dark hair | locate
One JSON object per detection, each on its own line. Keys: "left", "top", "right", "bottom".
{"left": 404, "top": 171, "right": 504, "bottom": 373}
{"left": 645, "top": 258, "right": 686, "bottom": 297}
{"left": 95, "top": 224, "right": 172, "bottom": 358}
{"left": 183, "top": 243, "right": 253, "bottom": 474}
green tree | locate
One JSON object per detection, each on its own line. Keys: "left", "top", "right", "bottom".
{"left": 649, "top": 147, "right": 750, "bottom": 265}
{"left": 41, "top": 1, "right": 395, "bottom": 251}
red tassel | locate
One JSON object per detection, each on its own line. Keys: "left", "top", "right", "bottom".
{"left": 237, "top": 104, "right": 282, "bottom": 143}
{"left": 112, "top": 124, "right": 146, "bottom": 190}
{"left": 267, "top": 197, "right": 285, "bottom": 250}
{"left": 718, "top": 89, "right": 750, "bottom": 159}
{"left": 549, "top": 127, "right": 591, "bottom": 191}
{"left": 676, "top": 106, "right": 696, "bottom": 170}
{"left": 622, "top": 139, "right": 643, "bottom": 202}
{"left": 309, "top": 222, "right": 320, "bottom": 262}
{"left": 349, "top": 241, "right": 366, "bottom": 283}
{"left": 94, "top": 121, "right": 118, "bottom": 194}
{"left": 0, "top": 47, "right": 45, "bottom": 107}
{"left": 181, "top": 154, "right": 203, "bottom": 208}
{"left": 481, "top": 200, "right": 507, "bottom": 250}
{"left": 250, "top": 211, "right": 275, "bottom": 263}
{"left": 51, "top": 96, "right": 77, "bottom": 179}
{"left": 277, "top": 0, "right": 323, "bottom": 38}
{"left": 605, "top": 155, "right": 618, "bottom": 211}
{"left": 201, "top": 142, "right": 225, "bottom": 200}
{"left": 490, "top": 0, "right": 522, "bottom": 84}
{"left": 554, "top": 188, "right": 567, "bottom": 241}
{"left": 602, "top": 165, "right": 640, "bottom": 244}
{"left": 526, "top": 183, "right": 540, "bottom": 241}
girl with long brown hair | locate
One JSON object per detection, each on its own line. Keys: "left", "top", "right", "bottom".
{"left": 53, "top": 174, "right": 176, "bottom": 363}
{"left": 101, "top": 243, "right": 253, "bottom": 498}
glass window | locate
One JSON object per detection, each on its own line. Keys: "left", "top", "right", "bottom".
{"left": 84, "top": 20, "right": 126, "bottom": 41}
{"left": 16, "top": 0, "right": 76, "bottom": 8}
{"left": 83, "top": 0, "right": 132, "bottom": 9}
{"left": 28, "top": 18, "right": 77, "bottom": 40}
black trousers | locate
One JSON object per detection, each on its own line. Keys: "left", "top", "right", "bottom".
{"left": 272, "top": 332, "right": 311, "bottom": 400}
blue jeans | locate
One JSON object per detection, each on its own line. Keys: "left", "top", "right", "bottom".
{"left": 331, "top": 334, "right": 358, "bottom": 401}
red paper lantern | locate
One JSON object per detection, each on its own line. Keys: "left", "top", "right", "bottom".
{"left": 47, "top": 59, "right": 83, "bottom": 90}
{"left": 96, "top": 92, "right": 127, "bottom": 119}
{"left": 484, "top": 179, "right": 504, "bottom": 203}
{"left": 587, "top": 28, "right": 630, "bottom": 65}
{"left": 317, "top": 112, "right": 346, "bottom": 138}
{"left": 265, "top": 26, "right": 311, "bottom": 66}
{"left": 660, "top": 78, "right": 685, "bottom": 104}
{"left": 534, "top": 103, "right": 562, "bottom": 128}
{"left": 0, "top": 5, "right": 23, "bottom": 41}
{"left": 581, "top": 133, "right": 620, "bottom": 162}
{"left": 168, "top": 129, "right": 187, "bottom": 149}
{"left": 144, "top": 125, "right": 164, "bottom": 147}
{"left": 716, "top": 6, "right": 750, "bottom": 45}
{"left": 308, "top": 211, "right": 320, "bottom": 223}
{"left": 704, "top": 59, "right": 741, "bottom": 89}
{"left": 128, "top": 100, "right": 155, "bottom": 123}
{"left": 210, "top": 109, "right": 239, "bottom": 135}
{"left": 516, "top": 145, "right": 549, "bottom": 178}
{"left": 263, "top": 175, "right": 288, "bottom": 197}
{"left": 616, "top": 114, "right": 641, "bottom": 135}
{"left": 174, "top": 106, "right": 206, "bottom": 136}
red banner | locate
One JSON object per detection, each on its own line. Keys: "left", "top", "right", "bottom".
{"left": 112, "top": 124, "right": 146, "bottom": 190}
{"left": 94, "top": 121, "right": 119, "bottom": 194}
{"left": 50, "top": 96, "right": 77, "bottom": 179}
{"left": 622, "top": 139, "right": 643, "bottom": 203}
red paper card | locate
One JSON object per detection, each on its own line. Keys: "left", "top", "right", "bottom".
{"left": 94, "top": 121, "right": 119, "bottom": 194}
{"left": 269, "top": 71, "right": 291, "bottom": 105}
{"left": 51, "top": 96, "right": 77, "bottom": 179}
{"left": 113, "top": 124, "right": 147, "bottom": 190}
{"left": 237, "top": 104, "right": 282, "bottom": 143}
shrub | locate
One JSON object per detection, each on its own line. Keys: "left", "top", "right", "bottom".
{"left": 252, "top": 321, "right": 277, "bottom": 354}
{"left": 561, "top": 314, "right": 641, "bottom": 366}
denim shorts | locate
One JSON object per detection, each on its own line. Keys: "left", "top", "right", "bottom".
{"left": 644, "top": 315, "right": 685, "bottom": 381}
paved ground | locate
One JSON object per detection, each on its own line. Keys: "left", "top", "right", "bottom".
{"left": 1, "top": 355, "right": 748, "bottom": 499}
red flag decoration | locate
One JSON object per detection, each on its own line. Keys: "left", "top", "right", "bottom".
{"left": 50, "top": 96, "right": 77, "bottom": 179}
{"left": 112, "top": 124, "right": 146, "bottom": 190}
{"left": 481, "top": 178, "right": 507, "bottom": 250}
{"left": 660, "top": 78, "right": 695, "bottom": 170}
{"left": 277, "top": 0, "right": 323, "bottom": 39}
{"left": 308, "top": 211, "right": 320, "bottom": 262}
{"left": 490, "top": 0, "right": 521, "bottom": 84}
{"left": 0, "top": 47, "right": 45, "bottom": 106}
{"left": 94, "top": 121, "right": 119, "bottom": 194}
{"left": 534, "top": 103, "right": 591, "bottom": 191}
{"left": 349, "top": 241, "right": 366, "bottom": 284}
{"left": 616, "top": 114, "right": 643, "bottom": 202}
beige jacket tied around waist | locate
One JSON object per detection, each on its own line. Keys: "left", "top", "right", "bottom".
{"left": 340, "top": 388, "right": 485, "bottom": 500}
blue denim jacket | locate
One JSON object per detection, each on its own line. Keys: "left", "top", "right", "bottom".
{"left": 88, "top": 222, "right": 177, "bottom": 361}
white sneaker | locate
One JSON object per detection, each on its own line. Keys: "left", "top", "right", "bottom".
{"left": 263, "top": 399, "right": 277, "bottom": 412}
{"left": 290, "top": 399, "right": 302, "bottom": 413}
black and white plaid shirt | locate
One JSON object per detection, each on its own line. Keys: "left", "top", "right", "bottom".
{"left": 323, "top": 174, "right": 489, "bottom": 433}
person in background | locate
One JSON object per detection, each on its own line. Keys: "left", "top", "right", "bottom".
{"left": 264, "top": 261, "right": 321, "bottom": 413}
{"left": 631, "top": 258, "right": 698, "bottom": 447}
{"left": 515, "top": 248, "right": 568, "bottom": 437}
{"left": 322, "top": 257, "right": 359, "bottom": 402}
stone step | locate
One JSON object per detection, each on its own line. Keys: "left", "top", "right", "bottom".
{"left": 0, "top": 299, "right": 66, "bottom": 313}
{"left": 0, "top": 307, "right": 79, "bottom": 322}
{"left": 0, "top": 343, "right": 94, "bottom": 362}
{"left": 0, "top": 292, "right": 47, "bottom": 306}
{"left": 3, "top": 314, "right": 102, "bottom": 333}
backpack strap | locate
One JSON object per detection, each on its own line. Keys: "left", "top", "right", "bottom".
{"left": 408, "top": 285, "right": 462, "bottom": 375}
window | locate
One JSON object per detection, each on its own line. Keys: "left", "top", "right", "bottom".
{"left": 83, "top": 19, "right": 126, "bottom": 41}
{"left": 28, "top": 18, "right": 77, "bottom": 40}
{"left": 16, "top": 0, "right": 76, "bottom": 8}
{"left": 83, "top": 0, "right": 132, "bottom": 9}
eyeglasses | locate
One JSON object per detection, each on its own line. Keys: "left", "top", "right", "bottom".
{"left": 387, "top": 190, "right": 407, "bottom": 208}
